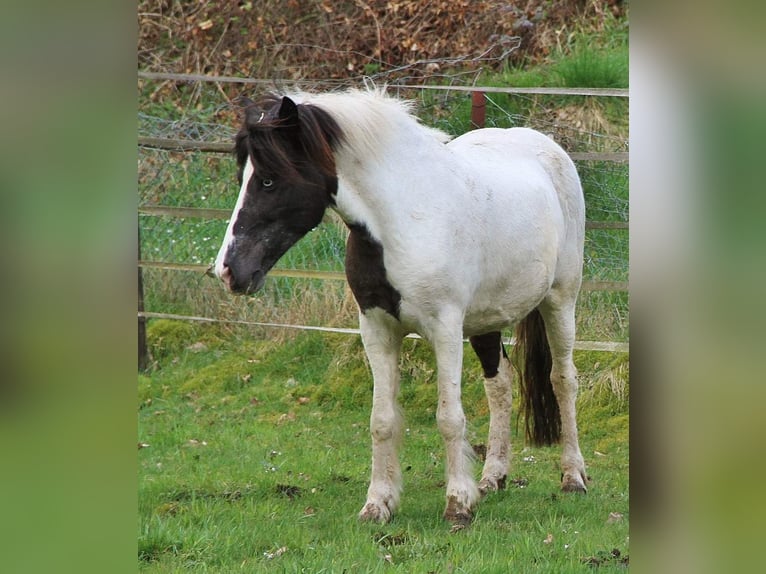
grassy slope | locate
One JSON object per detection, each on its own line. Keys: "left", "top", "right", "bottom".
{"left": 139, "top": 324, "right": 628, "bottom": 572}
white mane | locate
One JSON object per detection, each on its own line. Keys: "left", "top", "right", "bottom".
{"left": 288, "top": 88, "right": 451, "bottom": 157}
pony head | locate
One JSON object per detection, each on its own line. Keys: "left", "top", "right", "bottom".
{"left": 213, "top": 94, "right": 343, "bottom": 294}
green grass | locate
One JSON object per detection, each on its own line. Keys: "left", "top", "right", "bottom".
{"left": 495, "top": 40, "right": 628, "bottom": 92}
{"left": 139, "top": 328, "right": 628, "bottom": 572}
{"left": 551, "top": 45, "right": 628, "bottom": 89}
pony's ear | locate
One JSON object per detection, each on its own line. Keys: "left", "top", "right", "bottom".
{"left": 235, "top": 95, "right": 255, "bottom": 108}
{"left": 278, "top": 96, "right": 299, "bottom": 125}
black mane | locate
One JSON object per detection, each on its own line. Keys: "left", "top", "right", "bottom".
{"left": 234, "top": 93, "right": 344, "bottom": 185}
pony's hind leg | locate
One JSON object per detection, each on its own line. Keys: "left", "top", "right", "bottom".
{"left": 539, "top": 294, "right": 588, "bottom": 493}
{"left": 469, "top": 332, "right": 512, "bottom": 495}
{"left": 358, "top": 309, "right": 405, "bottom": 523}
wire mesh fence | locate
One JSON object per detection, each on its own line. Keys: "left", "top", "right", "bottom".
{"left": 138, "top": 79, "right": 628, "bottom": 345}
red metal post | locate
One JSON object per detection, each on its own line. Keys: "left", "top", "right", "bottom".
{"left": 470, "top": 91, "right": 486, "bottom": 130}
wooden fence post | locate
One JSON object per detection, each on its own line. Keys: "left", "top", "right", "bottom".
{"left": 138, "top": 227, "right": 150, "bottom": 372}
{"left": 470, "top": 91, "right": 486, "bottom": 129}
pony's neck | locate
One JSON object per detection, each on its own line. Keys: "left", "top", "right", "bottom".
{"left": 305, "top": 92, "right": 451, "bottom": 234}
{"left": 337, "top": 133, "right": 448, "bottom": 239}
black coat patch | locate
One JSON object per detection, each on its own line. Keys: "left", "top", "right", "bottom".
{"left": 345, "top": 224, "right": 401, "bottom": 319}
{"left": 469, "top": 332, "right": 506, "bottom": 378}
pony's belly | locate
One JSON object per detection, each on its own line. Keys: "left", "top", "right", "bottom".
{"left": 394, "top": 258, "right": 555, "bottom": 338}
{"left": 462, "top": 305, "right": 527, "bottom": 337}
{"left": 462, "top": 273, "right": 554, "bottom": 336}
{"left": 396, "top": 292, "right": 544, "bottom": 339}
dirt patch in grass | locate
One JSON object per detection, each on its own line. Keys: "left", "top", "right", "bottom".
{"left": 582, "top": 547, "right": 629, "bottom": 567}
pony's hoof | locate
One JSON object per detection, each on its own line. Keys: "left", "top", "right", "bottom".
{"left": 358, "top": 501, "right": 392, "bottom": 524}
{"left": 561, "top": 472, "right": 588, "bottom": 493}
{"left": 444, "top": 495, "right": 474, "bottom": 529}
{"left": 478, "top": 475, "right": 507, "bottom": 496}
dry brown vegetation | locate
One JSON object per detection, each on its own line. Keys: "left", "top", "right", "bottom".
{"left": 138, "top": 0, "right": 626, "bottom": 80}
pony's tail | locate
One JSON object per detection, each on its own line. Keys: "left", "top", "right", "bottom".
{"left": 513, "top": 308, "right": 561, "bottom": 446}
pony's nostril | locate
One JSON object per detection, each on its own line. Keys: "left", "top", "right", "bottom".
{"left": 220, "top": 264, "right": 233, "bottom": 285}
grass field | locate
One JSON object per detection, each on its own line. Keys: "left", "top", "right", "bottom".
{"left": 139, "top": 326, "right": 628, "bottom": 572}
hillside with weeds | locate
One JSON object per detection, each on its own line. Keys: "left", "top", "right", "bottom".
{"left": 138, "top": 0, "right": 627, "bottom": 80}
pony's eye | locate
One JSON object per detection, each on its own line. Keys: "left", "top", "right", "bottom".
{"left": 262, "top": 179, "right": 274, "bottom": 189}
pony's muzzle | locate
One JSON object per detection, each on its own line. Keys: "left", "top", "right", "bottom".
{"left": 219, "top": 264, "right": 233, "bottom": 290}
{"left": 218, "top": 261, "right": 265, "bottom": 295}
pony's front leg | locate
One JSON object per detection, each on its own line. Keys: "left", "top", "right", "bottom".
{"left": 432, "top": 319, "right": 480, "bottom": 526}
{"left": 358, "top": 310, "right": 405, "bottom": 524}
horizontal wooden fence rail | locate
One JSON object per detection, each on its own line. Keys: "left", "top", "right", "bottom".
{"left": 138, "top": 205, "right": 230, "bottom": 219}
{"left": 138, "top": 137, "right": 233, "bottom": 153}
{"left": 397, "top": 84, "right": 629, "bottom": 97}
{"left": 138, "top": 136, "right": 629, "bottom": 163}
{"left": 137, "top": 260, "right": 627, "bottom": 293}
{"left": 138, "top": 71, "right": 629, "bottom": 98}
{"left": 138, "top": 204, "right": 628, "bottom": 231}
{"left": 137, "top": 310, "right": 629, "bottom": 354}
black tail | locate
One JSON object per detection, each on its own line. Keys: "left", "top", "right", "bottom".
{"left": 513, "top": 308, "right": 560, "bottom": 446}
